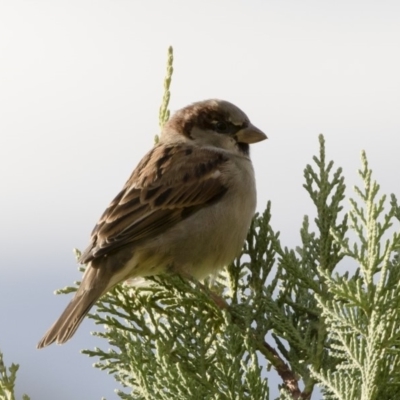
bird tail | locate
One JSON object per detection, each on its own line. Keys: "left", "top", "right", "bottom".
{"left": 37, "top": 266, "right": 110, "bottom": 348}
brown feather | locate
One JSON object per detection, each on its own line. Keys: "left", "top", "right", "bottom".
{"left": 37, "top": 266, "right": 112, "bottom": 347}
{"left": 78, "top": 144, "right": 229, "bottom": 264}
{"left": 36, "top": 247, "right": 135, "bottom": 348}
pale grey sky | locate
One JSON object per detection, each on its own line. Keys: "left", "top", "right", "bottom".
{"left": 1, "top": 1, "right": 399, "bottom": 399}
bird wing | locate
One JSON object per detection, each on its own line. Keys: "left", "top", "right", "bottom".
{"left": 78, "top": 143, "right": 229, "bottom": 264}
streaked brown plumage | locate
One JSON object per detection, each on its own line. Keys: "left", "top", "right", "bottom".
{"left": 37, "top": 99, "right": 267, "bottom": 348}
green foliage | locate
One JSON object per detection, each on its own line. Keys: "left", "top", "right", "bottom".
{"left": 0, "top": 351, "right": 30, "bottom": 400}
{"left": 83, "top": 275, "right": 269, "bottom": 400}
{"left": 311, "top": 152, "right": 400, "bottom": 400}
{"left": 155, "top": 45, "right": 173, "bottom": 143}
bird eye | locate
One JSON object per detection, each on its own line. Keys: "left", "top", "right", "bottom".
{"left": 214, "top": 121, "right": 229, "bottom": 133}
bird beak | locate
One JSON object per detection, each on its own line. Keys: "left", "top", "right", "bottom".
{"left": 235, "top": 123, "right": 267, "bottom": 144}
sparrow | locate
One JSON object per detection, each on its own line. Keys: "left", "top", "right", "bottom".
{"left": 37, "top": 99, "right": 267, "bottom": 348}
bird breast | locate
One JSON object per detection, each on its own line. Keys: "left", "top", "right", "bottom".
{"left": 145, "top": 156, "right": 256, "bottom": 279}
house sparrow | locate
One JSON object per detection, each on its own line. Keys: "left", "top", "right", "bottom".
{"left": 37, "top": 99, "right": 267, "bottom": 348}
